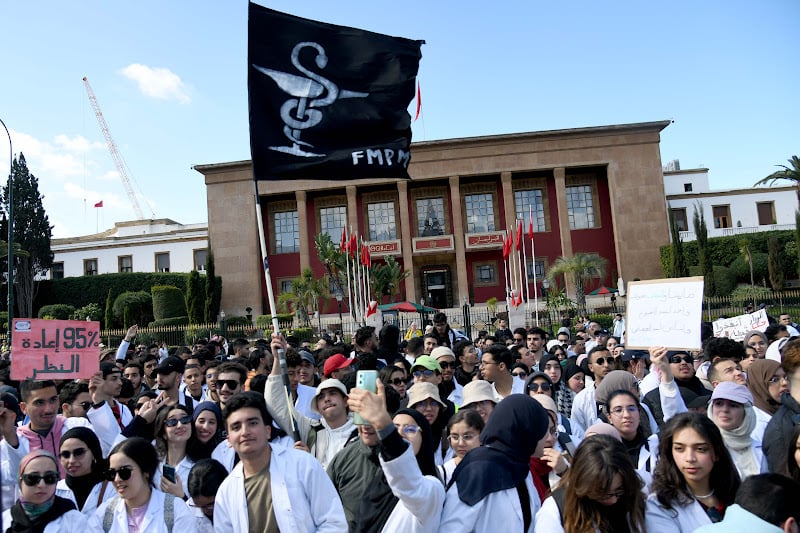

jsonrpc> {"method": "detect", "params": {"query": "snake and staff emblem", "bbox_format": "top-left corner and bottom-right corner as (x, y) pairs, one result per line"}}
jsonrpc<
(253, 42), (369, 157)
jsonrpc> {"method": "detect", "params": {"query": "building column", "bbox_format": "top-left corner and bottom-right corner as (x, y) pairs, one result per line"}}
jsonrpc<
(295, 190), (310, 271)
(450, 175), (468, 304)
(397, 181), (416, 303)
(553, 167), (575, 296)
(501, 172), (515, 230)
(346, 185), (358, 235)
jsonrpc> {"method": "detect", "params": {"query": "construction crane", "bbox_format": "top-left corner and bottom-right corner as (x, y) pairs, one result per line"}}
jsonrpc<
(82, 76), (151, 220)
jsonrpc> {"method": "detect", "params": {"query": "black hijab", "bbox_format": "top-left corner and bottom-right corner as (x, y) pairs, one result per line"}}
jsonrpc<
(356, 408), (436, 533)
(59, 427), (106, 511)
(449, 394), (548, 505)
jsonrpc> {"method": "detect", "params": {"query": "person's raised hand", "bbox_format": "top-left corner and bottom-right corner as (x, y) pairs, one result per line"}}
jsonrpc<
(347, 379), (392, 431)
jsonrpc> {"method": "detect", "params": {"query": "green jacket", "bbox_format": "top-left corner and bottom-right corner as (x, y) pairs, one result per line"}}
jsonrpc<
(327, 437), (380, 532)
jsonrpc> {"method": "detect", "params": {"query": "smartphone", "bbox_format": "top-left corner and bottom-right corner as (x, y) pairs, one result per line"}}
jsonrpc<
(353, 370), (378, 425)
(162, 464), (176, 484)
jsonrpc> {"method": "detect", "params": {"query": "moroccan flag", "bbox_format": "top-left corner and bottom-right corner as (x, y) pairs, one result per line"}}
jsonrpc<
(502, 232), (512, 260)
(248, 3), (424, 181)
(340, 226), (347, 251)
(414, 82), (422, 122)
(528, 207), (534, 240)
(349, 235), (357, 258)
(94, 201), (103, 208)
(515, 219), (523, 251)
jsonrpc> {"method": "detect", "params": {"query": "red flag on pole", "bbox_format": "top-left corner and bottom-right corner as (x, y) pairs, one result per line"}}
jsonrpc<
(349, 235), (357, 258)
(340, 226), (347, 251)
(414, 81), (422, 122)
(502, 232), (512, 260)
(515, 218), (523, 251)
(93, 200), (103, 208)
(528, 206), (534, 240)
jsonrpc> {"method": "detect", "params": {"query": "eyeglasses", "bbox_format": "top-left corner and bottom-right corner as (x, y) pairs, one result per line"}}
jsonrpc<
(527, 382), (552, 392)
(512, 371), (527, 378)
(395, 424), (420, 436)
(669, 355), (694, 365)
(601, 489), (626, 501)
(60, 447), (87, 460)
(164, 415), (192, 427)
(215, 379), (240, 390)
(20, 472), (59, 486)
(388, 378), (406, 386)
(592, 357), (612, 366)
(769, 375), (788, 384)
(479, 361), (497, 367)
(188, 501), (215, 512)
(449, 433), (478, 443)
(438, 361), (455, 370)
(105, 466), (133, 482)
(413, 369), (435, 378)
(609, 405), (639, 416)
(76, 401), (93, 411)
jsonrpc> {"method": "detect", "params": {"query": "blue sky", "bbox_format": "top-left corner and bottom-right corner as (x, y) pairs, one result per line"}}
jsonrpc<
(1, 1), (797, 238)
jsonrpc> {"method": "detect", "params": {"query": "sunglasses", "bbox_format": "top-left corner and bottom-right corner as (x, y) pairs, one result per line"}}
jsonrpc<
(215, 379), (240, 390)
(105, 466), (133, 482)
(670, 355), (694, 365)
(413, 369), (435, 378)
(527, 382), (552, 392)
(512, 371), (527, 378)
(59, 447), (87, 460)
(76, 401), (93, 411)
(388, 378), (406, 386)
(164, 415), (192, 427)
(20, 472), (59, 486)
(592, 357), (612, 366)
(438, 361), (455, 370)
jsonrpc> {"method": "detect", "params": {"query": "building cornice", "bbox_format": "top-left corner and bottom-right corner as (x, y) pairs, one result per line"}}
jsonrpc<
(667, 185), (796, 200)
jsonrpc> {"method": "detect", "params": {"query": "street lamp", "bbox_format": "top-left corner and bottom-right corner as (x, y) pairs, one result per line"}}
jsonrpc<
(335, 290), (343, 333)
(1, 118), (13, 343)
(461, 296), (471, 340)
(541, 278), (552, 333)
(219, 310), (227, 339)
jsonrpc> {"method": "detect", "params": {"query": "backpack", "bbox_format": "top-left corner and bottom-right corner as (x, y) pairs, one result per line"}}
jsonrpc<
(103, 494), (174, 533)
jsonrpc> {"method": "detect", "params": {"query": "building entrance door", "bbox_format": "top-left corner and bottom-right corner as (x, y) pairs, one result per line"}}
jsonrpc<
(423, 267), (451, 309)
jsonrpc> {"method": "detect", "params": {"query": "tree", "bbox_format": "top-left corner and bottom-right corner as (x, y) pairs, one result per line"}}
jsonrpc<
(2, 154), (53, 318)
(739, 239), (756, 306)
(796, 210), (800, 280)
(204, 250), (220, 322)
(669, 208), (688, 278)
(693, 204), (715, 297)
(314, 233), (346, 296)
(371, 255), (409, 302)
(753, 155), (800, 205)
(186, 270), (205, 324)
(768, 235), (785, 309)
(104, 289), (114, 329)
(277, 268), (327, 326)
(547, 253), (607, 313)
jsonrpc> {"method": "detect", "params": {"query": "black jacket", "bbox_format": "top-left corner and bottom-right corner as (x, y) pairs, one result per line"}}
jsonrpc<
(763, 392), (800, 473)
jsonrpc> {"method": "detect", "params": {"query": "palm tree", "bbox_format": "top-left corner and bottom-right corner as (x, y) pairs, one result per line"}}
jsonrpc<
(314, 233), (346, 296)
(754, 155), (800, 205)
(370, 255), (409, 302)
(547, 253), (607, 313)
(277, 268), (328, 326)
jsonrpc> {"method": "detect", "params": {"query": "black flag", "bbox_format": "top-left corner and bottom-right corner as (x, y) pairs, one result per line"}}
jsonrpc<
(248, 3), (423, 181)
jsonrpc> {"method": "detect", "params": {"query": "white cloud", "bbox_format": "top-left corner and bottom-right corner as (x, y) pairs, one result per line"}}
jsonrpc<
(54, 134), (104, 153)
(11, 129), (93, 179)
(96, 170), (120, 182)
(120, 64), (191, 104)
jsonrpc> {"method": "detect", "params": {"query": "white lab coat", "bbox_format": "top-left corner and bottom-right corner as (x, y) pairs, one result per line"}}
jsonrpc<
(56, 478), (116, 516)
(88, 489), (194, 533)
(152, 456), (195, 499)
(439, 473), (540, 533)
(2, 506), (88, 532)
(213, 444), (346, 532)
(379, 445), (444, 533)
(569, 382), (596, 434)
(645, 494), (711, 532)
(751, 407), (771, 444)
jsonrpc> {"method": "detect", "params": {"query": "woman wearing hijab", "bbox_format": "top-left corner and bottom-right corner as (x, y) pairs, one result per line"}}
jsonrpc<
(746, 359), (788, 443)
(3, 450), (87, 532)
(348, 380), (444, 533)
(539, 353), (573, 421)
(707, 382), (767, 478)
(595, 370), (658, 436)
(743, 331), (768, 360)
(188, 402), (226, 460)
(56, 428), (115, 516)
(439, 395), (550, 533)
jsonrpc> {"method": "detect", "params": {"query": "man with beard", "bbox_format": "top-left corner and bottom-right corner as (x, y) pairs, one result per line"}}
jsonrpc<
(570, 346), (613, 433)
(153, 356), (186, 406)
(452, 340), (479, 387)
(644, 348), (710, 429)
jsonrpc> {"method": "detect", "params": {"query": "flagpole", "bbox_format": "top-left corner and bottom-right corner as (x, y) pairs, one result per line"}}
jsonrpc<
(344, 237), (353, 336)
(252, 180), (300, 441)
(521, 219), (531, 325)
(502, 230), (511, 307)
(530, 206), (539, 326)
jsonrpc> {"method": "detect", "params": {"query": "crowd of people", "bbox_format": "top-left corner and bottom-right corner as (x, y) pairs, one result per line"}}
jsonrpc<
(0, 310), (799, 532)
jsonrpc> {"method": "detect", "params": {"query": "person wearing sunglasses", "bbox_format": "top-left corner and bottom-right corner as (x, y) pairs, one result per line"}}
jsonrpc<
(55, 427), (115, 516)
(536, 434), (646, 533)
(91, 437), (194, 532)
(526, 373), (580, 459)
(152, 404), (201, 500)
(2, 449), (87, 531)
(379, 365), (408, 400)
(432, 346), (464, 408)
(571, 346), (615, 434)
(347, 380), (444, 533)
(643, 347), (711, 431)
(58, 381), (93, 419)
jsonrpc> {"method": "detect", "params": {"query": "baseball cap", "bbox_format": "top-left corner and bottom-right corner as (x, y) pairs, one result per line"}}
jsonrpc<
(407, 382), (445, 409)
(323, 353), (354, 378)
(411, 355), (441, 373)
(298, 349), (316, 366)
(620, 350), (648, 362)
(153, 356), (186, 375)
(711, 382), (753, 407)
(100, 362), (121, 378)
(310, 379), (348, 414)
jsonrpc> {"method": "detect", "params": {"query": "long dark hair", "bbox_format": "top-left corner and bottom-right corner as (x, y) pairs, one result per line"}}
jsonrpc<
(651, 412), (740, 509)
(562, 435), (645, 533)
(154, 404), (201, 462)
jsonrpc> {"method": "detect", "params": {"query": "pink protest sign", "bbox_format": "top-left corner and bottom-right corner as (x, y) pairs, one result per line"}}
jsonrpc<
(10, 319), (100, 380)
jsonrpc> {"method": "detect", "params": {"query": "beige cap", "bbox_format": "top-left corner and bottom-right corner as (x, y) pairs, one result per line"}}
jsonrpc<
(407, 382), (445, 409)
(431, 346), (455, 360)
(310, 378), (348, 415)
(530, 393), (557, 415)
(461, 380), (496, 407)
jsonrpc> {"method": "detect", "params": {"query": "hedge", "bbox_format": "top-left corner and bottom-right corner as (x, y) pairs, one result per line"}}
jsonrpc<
(33, 272), (221, 319)
(112, 291), (153, 326)
(152, 285), (187, 321)
(37, 304), (75, 320)
(687, 265), (737, 297)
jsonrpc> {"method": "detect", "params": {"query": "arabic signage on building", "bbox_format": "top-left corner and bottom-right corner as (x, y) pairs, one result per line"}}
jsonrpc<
(11, 319), (100, 380)
(367, 240), (401, 257)
(412, 235), (454, 253)
(465, 231), (505, 250)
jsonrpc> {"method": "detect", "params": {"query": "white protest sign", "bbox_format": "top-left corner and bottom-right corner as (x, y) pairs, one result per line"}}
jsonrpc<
(712, 309), (768, 341)
(507, 297), (526, 331)
(625, 276), (704, 350)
